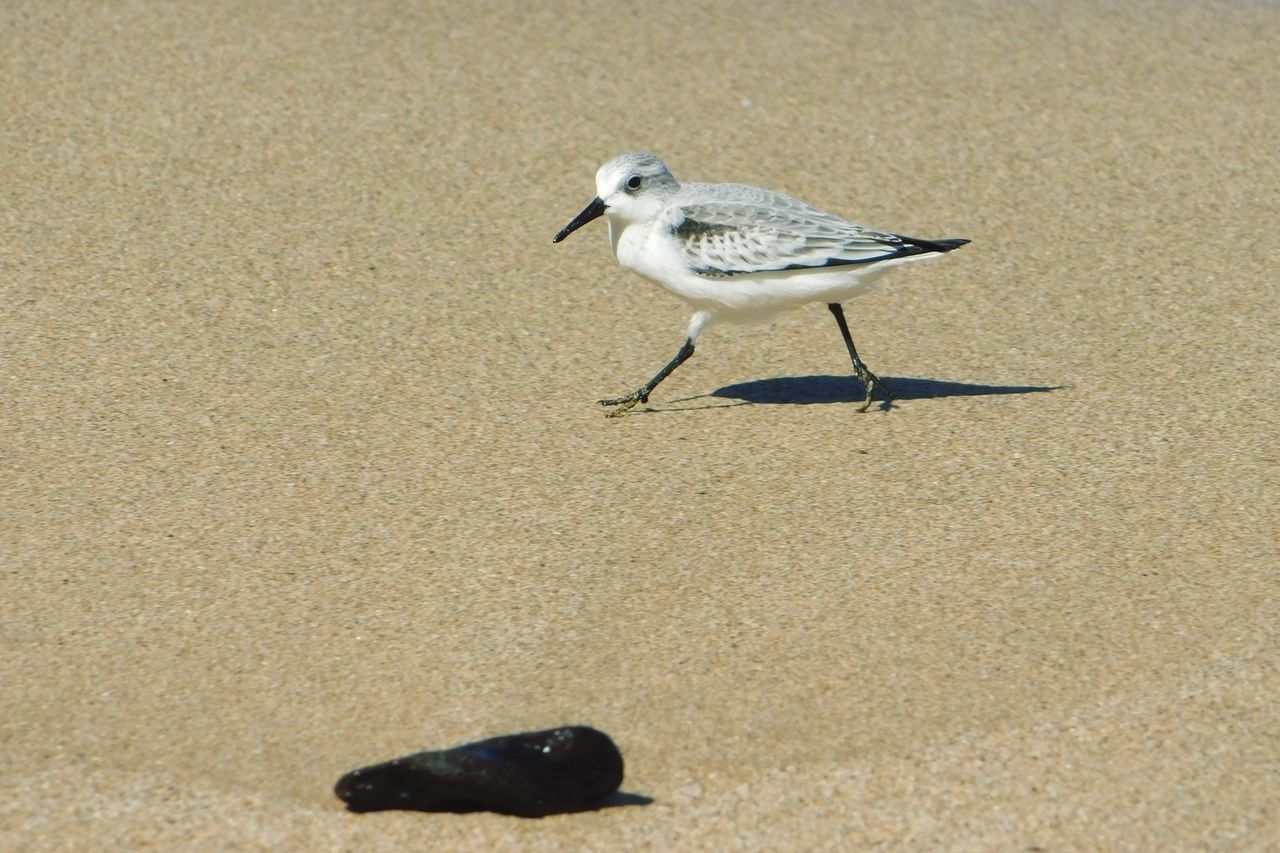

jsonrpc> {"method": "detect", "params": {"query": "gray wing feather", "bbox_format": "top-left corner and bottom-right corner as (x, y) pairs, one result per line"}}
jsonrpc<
(670, 183), (921, 278)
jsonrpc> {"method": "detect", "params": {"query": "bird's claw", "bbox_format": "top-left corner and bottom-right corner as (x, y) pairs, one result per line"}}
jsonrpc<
(598, 391), (646, 417)
(856, 373), (892, 412)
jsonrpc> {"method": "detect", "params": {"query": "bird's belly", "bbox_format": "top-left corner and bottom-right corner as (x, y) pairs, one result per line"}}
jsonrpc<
(613, 224), (938, 321)
(620, 250), (880, 321)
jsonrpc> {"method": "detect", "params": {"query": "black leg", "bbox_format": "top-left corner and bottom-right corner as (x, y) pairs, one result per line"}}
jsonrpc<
(599, 338), (695, 417)
(828, 303), (890, 412)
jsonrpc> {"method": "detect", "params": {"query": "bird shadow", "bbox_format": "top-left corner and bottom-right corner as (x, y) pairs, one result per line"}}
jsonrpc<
(659, 374), (1061, 410)
(360, 790), (654, 817)
(600, 791), (656, 810)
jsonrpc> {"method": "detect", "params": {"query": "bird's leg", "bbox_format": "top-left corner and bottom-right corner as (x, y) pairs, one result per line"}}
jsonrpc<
(599, 338), (695, 417)
(828, 303), (890, 412)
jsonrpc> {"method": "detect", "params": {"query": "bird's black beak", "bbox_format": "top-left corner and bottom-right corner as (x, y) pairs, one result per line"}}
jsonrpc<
(553, 197), (607, 243)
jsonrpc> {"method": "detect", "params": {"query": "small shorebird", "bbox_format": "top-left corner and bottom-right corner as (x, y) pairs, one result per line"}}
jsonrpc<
(553, 152), (968, 416)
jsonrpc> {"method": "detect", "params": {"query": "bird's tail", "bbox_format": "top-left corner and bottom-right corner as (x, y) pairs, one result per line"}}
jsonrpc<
(903, 236), (970, 253)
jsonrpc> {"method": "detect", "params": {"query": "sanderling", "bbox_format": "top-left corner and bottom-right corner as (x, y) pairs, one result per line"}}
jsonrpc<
(553, 151), (968, 416)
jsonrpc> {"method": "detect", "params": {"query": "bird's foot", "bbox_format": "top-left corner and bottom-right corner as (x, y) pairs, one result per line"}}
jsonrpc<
(597, 390), (647, 417)
(857, 371), (892, 413)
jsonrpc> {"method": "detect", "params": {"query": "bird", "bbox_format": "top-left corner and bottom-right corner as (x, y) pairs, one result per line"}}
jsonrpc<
(552, 151), (968, 416)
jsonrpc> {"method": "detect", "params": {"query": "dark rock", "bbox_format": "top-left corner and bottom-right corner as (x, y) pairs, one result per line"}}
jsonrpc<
(334, 725), (624, 817)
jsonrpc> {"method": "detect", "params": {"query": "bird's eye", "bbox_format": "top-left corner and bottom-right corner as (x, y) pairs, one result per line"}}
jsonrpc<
(626, 175), (642, 190)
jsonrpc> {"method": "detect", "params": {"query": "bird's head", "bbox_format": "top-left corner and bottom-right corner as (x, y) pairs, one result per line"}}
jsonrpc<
(553, 152), (680, 243)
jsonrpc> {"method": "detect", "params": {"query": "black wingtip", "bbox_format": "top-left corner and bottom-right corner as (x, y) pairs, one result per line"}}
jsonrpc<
(910, 237), (970, 253)
(884, 233), (970, 254)
(890, 234), (967, 253)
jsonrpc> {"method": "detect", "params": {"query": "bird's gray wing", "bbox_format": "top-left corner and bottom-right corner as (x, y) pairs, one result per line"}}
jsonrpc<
(670, 184), (926, 278)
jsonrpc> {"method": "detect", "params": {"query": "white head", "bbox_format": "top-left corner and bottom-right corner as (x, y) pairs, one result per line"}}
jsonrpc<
(553, 152), (681, 243)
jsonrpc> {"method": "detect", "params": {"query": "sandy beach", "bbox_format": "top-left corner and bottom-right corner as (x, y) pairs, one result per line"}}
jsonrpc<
(3, 1), (1277, 847)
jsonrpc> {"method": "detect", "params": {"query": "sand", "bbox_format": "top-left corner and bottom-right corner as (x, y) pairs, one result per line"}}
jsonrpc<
(2, 0), (1277, 848)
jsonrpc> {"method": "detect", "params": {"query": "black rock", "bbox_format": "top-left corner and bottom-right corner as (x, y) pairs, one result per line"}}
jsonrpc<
(334, 725), (624, 817)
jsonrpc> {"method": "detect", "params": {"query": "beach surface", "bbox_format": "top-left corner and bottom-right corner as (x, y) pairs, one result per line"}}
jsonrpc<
(3, 1), (1277, 847)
